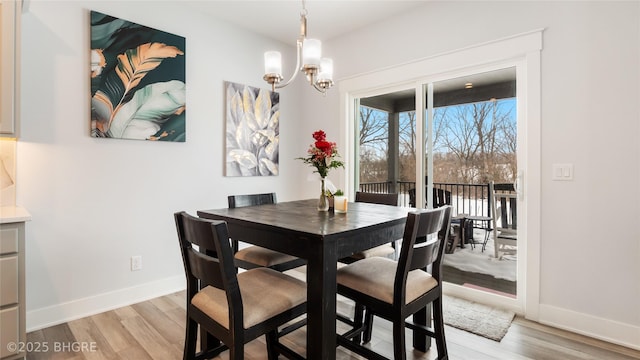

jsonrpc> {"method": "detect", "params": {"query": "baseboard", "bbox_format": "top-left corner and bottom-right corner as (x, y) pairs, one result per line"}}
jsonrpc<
(538, 304), (640, 351)
(26, 276), (186, 332)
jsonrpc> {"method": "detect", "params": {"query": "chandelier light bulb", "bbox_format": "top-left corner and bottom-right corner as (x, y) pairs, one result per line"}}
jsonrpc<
(264, 51), (282, 76)
(318, 58), (333, 81)
(302, 39), (322, 67)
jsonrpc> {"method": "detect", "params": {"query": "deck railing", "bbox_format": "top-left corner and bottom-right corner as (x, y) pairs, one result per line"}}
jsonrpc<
(358, 181), (492, 217)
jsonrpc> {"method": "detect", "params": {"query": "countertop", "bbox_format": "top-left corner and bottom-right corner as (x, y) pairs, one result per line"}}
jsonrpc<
(0, 206), (31, 223)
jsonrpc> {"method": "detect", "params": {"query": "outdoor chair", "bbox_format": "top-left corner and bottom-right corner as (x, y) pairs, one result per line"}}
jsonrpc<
(228, 193), (306, 271)
(335, 206), (452, 360)
(174, 211), (307, 360)
(408, 187), (452, 208)
(490, 181), (517, 258)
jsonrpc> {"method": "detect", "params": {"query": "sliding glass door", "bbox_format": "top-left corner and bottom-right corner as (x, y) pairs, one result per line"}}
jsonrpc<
(429, 68), (519, 299)
(353, 66), (521, 303)
(343, 30), (541, 316)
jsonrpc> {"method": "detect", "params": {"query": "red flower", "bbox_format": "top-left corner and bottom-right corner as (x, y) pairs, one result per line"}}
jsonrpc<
(297, 130), (344, 178)
(315, 140), (332, 154)
(312, 130), (326, 142)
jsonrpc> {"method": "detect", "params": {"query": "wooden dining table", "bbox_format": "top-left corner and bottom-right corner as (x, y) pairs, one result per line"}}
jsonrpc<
(197, 198), (431, 359)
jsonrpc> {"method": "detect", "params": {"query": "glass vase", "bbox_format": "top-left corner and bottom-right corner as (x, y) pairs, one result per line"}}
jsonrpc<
(317, 178), (329, 211)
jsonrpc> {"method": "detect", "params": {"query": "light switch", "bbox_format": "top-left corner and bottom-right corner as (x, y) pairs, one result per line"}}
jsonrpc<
(552, 164), (574, 181)
(554, 165), (563, 179)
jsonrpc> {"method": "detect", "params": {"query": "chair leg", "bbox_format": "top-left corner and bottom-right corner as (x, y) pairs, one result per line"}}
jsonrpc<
(230, 341), (244, 360)
(481, 228), (490, 252)
(266, 330), (279, 360)
(412, 307), (429, 352)
(363, 309), (374, 343)
(200, 328), (221, 354)
(393, 317), (407, 360)
(432, 297), (448, 360)
(184, 317), (198, 359)
(392, 240), (399, 260)
(353, 303), (365, 343)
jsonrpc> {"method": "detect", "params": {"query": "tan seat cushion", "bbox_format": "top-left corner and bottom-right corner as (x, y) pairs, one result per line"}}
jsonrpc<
(337, 257), (437, 305)
(191, 267), (306, 329)
(235, 245), (300, 267)
(347, 244), (395, 261)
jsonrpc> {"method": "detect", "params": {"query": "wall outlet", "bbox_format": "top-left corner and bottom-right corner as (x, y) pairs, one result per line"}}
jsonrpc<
(131, 256), (142, 271)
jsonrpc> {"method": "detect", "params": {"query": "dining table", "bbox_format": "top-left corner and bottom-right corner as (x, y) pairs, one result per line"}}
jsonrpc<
(197, 198), (431, 359)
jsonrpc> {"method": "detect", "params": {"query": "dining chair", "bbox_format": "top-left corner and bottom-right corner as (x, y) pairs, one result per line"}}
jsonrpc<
(336, 205), (452, 360)
(228, 193), (306, 271)
(338, 191), (399, 264)
(174, 211), (307, 360)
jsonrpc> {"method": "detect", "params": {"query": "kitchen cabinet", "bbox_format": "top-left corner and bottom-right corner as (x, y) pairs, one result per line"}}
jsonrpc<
(0, 0), (21, 137)
(0, 207), (29, 360)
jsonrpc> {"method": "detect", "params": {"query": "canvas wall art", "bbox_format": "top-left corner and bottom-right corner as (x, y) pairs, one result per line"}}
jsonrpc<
(90, 11), (186, 141)
(225, 82), (279, 176)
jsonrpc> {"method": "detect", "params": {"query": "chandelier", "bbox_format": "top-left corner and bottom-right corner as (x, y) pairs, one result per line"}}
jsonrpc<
(263, 0), (334, 94)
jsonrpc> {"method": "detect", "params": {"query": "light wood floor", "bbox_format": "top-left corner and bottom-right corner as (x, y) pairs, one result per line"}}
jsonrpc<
(25, 289), (640, 360)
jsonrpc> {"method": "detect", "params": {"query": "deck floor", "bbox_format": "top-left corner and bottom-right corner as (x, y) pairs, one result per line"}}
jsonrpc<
(443, 264), (516, 296)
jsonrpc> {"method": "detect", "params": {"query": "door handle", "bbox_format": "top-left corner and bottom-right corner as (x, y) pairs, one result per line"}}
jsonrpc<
(514, 170), (524, 200)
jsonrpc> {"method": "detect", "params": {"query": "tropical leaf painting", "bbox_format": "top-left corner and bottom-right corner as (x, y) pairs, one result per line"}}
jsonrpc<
(90, 11), (186, 141)
(225, 82), (279, 176)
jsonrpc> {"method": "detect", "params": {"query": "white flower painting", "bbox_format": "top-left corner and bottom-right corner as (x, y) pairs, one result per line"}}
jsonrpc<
(225, 82), (279, 176)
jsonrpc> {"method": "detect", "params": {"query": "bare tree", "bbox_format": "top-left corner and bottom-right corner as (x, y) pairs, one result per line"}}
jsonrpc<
(359, 106), (389, 182)
(435, 105), (482, 183)
(434, 100), (516, 183)
(495, 104), (517, 179)
(359, 106), (388, 152)
(398, 111), (417, 181)
(358, 98), (516, 187)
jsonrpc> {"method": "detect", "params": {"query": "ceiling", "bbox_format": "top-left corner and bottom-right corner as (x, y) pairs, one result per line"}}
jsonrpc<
(182, 0), (430, 43)
(361, 67), (517, 111)
(184, 0), (516, 105)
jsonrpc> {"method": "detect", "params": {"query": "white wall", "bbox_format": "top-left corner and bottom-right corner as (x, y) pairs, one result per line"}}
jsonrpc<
(317, 0), (639, 349)
(17, 0), (322, 330)
(16, 0), (640, 350)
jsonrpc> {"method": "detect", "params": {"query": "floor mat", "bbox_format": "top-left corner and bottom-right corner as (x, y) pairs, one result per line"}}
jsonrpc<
(443, 295), (515, 341)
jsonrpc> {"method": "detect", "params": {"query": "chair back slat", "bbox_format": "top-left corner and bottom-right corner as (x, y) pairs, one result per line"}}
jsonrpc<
(493, 183), (515, 191)
(179, 213), (219, 253)
(408, 238), (439, 270)
(174, 212), (241, 303)
(355, 191), (398, 206)
(228, 193), (277, 208)
(500, 198), (509, 228)
(510, 197), (517, 229)
(185, 247), (225, 288)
